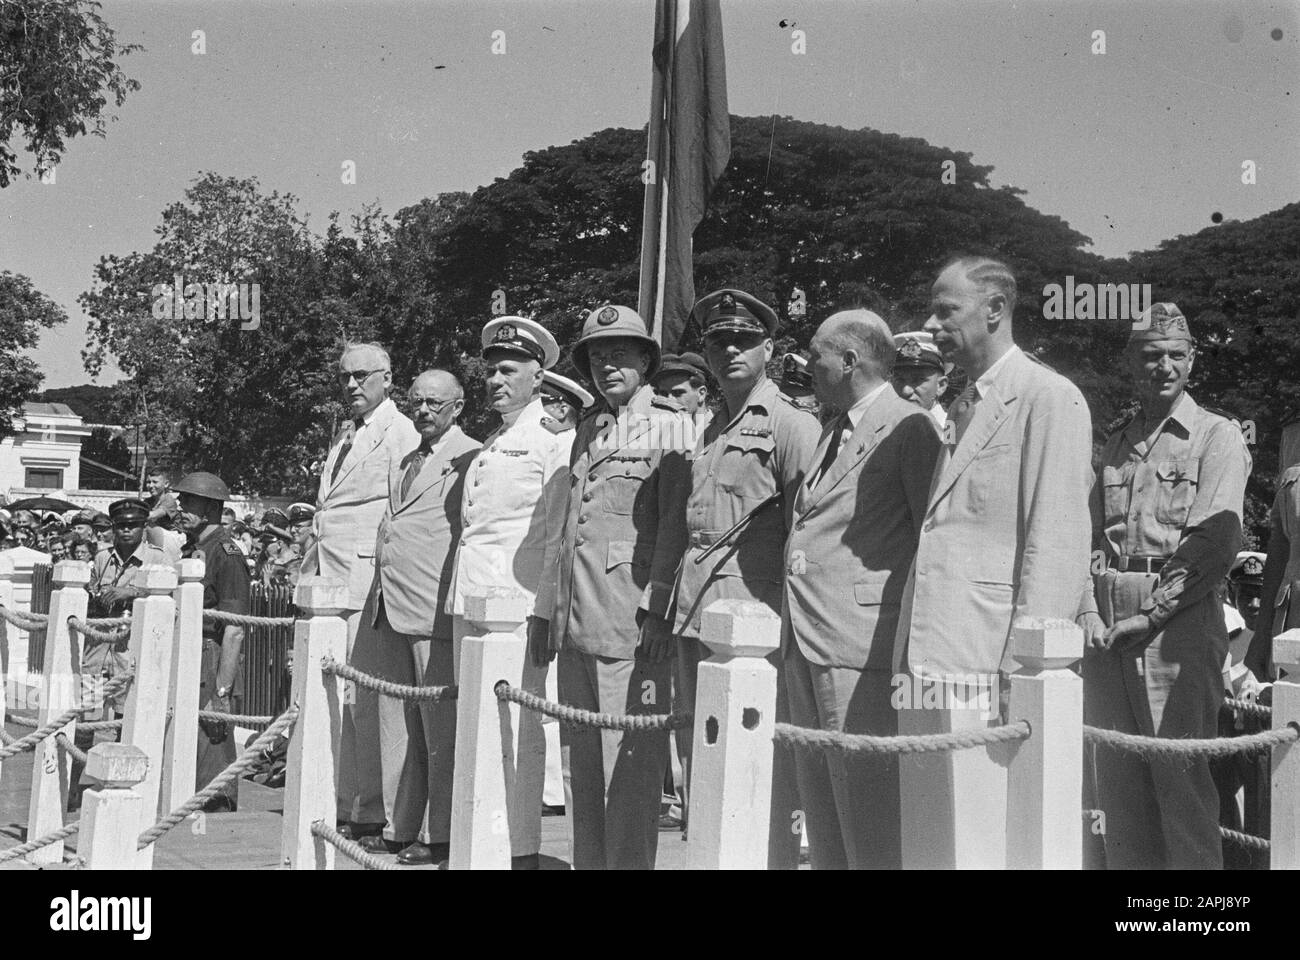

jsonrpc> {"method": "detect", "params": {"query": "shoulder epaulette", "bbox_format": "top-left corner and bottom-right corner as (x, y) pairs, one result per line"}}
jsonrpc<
(221, 541), (242, 556)
(1201, 404), (1241, 426)
(650, 394), (684, 413)
(540, 417), (569, 435)
(1024, 352), (1058, 373)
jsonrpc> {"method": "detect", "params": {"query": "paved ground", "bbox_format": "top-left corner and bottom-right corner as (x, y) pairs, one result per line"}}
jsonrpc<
(0, 718), (700, 870)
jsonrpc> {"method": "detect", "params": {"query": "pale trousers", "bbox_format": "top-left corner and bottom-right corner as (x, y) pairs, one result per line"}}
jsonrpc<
(452, 614), (548, 857)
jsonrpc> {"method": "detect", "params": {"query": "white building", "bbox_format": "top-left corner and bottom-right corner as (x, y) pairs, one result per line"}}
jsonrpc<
(0, 402), (92, 496)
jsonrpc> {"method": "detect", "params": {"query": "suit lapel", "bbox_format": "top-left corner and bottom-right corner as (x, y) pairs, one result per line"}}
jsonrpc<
(796, 422), (838, 514)
(803, 401), (889, 512)
(330, 402), (392, 493)
(927, 366), (1019, 509)
(394, 428), (467, 513)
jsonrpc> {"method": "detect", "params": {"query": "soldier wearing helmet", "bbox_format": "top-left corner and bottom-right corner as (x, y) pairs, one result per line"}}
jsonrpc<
(175, 470), (251, 813)
(536, 303), (690, 870)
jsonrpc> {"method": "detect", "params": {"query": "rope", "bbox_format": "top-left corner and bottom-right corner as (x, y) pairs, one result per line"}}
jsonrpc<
(494, 682), (690, 731)
(198, 710), (275, 726)
(774, 720), (1033, 755)
(67, 617), (131, 643)
(203, 609), (295, 627)
(310, 821), (401, 871)
(1084, 723), (1299, 758)
(0, 705), (88, 759)
(0, 606), (49, 630)
(137, 706), (298, 850)
(0, 823), (79, 864)
(322, 658), (458, 702)
(85, 616), (132, 628)
(6, 714), (120, 731)
(0, 727), (14, 745)
(1223, 696), (1271, 721)
(1220, 825), (1270, 852)
(54, 733), (88, 765)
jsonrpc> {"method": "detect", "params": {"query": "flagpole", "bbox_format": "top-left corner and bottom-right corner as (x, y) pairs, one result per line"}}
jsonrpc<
(637, 0), (670, 330)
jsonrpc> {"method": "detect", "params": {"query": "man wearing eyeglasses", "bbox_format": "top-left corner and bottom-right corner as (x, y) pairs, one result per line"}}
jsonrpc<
(303, 342), (421, 842)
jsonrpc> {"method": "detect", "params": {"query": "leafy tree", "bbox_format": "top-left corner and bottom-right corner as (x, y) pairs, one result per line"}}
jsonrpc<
(36, 382), (117, 422)
(81, 424), (130, 471)
(0, 269), (66, 438)
(0, 0), (141, 186)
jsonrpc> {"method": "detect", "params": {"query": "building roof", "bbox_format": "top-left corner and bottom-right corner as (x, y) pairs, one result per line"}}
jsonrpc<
(23, 402), (80, 418)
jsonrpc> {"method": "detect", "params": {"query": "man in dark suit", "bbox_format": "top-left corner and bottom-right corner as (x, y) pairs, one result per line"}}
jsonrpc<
(351, 370), (480, 864)
(786, 309), (941, 869)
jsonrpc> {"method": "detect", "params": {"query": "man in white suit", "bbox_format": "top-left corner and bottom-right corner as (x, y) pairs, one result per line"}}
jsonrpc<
(302, 342), (420, 840)
(894, 256), (1093, 868)
(349, 370), (479, 865)
(449, 316), (571, 869)
(786, 310), (941, 869)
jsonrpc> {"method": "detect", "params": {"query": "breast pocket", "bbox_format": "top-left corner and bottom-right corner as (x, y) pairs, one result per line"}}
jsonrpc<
(1101, 465), (1128, 526)
(604, 457), (654, 515)
(1155, 459), (1199, 526)
(966, 443), (1014, 513)
(716, 434), (776, 502)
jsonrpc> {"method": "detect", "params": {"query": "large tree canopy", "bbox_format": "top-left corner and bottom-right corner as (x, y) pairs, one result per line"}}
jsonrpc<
(0, 270), (66, 438)
(0, 0), (140, 187)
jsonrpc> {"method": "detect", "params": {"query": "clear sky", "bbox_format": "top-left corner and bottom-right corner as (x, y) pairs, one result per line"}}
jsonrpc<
(2, 0), (1296, 387)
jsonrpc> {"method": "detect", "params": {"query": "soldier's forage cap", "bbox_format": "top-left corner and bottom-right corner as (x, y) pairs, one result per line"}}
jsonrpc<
(91, 512), (112, 530)
(1230, 551), (1266, 584)
(572, 304), (661, 380)
(692, 288), (778, 339)
(1130, 302), (1193, 344)
(892, 332), (948, 373)
(288, 502), (316, 525)
(261, 508), (289, 529)
(71, 510), (98, 527)
(541, 371), (595, 410)
(481, 316), (560, 370)
(174, 471), (230, 503)
(653, 352), (711, 387)
(108, 498), (150, 526)
(781, 353), (812, 390)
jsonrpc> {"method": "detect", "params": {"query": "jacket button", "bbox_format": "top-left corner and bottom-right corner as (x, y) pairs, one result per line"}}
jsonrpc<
(795, 521), (804, 531)
(582, 493), (592, 502)
(578, 515), (588, 524)
(575, 537), (585, 546)
(923, 520), (935, 532)
(588, 473), (597, 482)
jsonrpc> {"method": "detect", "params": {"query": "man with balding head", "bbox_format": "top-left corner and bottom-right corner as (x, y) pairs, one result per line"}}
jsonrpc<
(786, 310), (941, 869)
(348, 370), (479, 863)
(894, 256), (1093, 868)
(303, 342), (421, 840)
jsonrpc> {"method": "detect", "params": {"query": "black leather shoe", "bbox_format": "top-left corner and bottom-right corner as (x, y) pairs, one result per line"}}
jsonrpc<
(337, 821), (384, 840)
(396, 842), (441, 865)
(511, 853), (540, 870)
(355, 834), (403, 854)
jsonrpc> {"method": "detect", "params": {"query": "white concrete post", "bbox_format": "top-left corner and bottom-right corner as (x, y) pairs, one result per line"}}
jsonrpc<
(1271, 630), (1300, 869)
(1005, 619), (1083, 869)
(159, 558), (204, 817)
(0, 554), (12, 796)
(448, 591), (530, 871)
(121, 565), (178, 869)
(81, 743), (150, 870)
(687, 600), (780, 870)
(25, 560), (89, 866)
(281, 577), (349, 870)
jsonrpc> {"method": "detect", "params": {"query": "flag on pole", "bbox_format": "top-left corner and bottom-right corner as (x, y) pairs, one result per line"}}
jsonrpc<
(637, 0), (729, 351)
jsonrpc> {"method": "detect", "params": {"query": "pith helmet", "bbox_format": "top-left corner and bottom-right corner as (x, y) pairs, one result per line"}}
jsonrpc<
(572, 304), (661, 380)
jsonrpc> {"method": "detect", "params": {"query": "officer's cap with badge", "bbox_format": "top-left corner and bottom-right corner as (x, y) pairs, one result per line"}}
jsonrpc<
(1130, 302), (1194, 345)
(653, 351), (712, 388)
(541, 371), (595, 411)
(1229, 551), (1266, 586)
(481, 316), (560, 370)
(572, 304), (661, 380)
(892, 331), (950, 374)
(692, 288), (779, 339)
(288, 502), (316, 526)
(71, 509), (98, 528)
(107, 498), (151, 527)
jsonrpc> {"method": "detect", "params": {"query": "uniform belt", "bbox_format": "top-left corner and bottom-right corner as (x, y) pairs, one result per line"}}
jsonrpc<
(1110, 555), (1169, 574)
(689, 530), (727, 548)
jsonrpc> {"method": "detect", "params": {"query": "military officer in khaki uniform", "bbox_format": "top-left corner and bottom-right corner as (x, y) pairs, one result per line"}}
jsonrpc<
(535, 304), (690, 870)
(1078, 302), (1251, 869)
(668, 289), (820, 866)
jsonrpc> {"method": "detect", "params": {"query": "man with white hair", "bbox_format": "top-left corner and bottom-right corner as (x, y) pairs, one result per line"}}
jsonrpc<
(302, 342), (420, 841)
(788, 309), (941, 869)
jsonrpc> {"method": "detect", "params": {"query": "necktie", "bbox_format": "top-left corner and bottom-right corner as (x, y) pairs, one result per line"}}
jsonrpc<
(951, 383), (980, 445)
(813, 414), (847, 487)
(330, 418), (363, 484)
(400, 446), (430, 500)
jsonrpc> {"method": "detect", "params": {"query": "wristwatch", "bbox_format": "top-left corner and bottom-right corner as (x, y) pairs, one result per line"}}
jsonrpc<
(216, 686), (232, 699)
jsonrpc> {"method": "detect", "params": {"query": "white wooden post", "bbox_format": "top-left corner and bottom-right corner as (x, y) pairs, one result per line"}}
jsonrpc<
(25, 560), (89, 865)
(122, 564), (178, 869)
(160, 558), (204, 817)
(281, 576), (348, 870)
(687, 599), (780, 870)
(81, 743), (150, 870)
(1005, 619), (1083, 869)
(448, 591), (530, 870)
(1271, 630), (1300, 869)
(0, 554), (11, 796)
